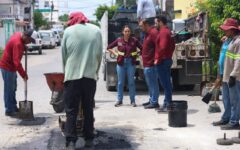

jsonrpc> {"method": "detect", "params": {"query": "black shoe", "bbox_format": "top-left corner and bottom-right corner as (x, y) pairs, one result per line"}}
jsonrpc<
(144, 103), (160, 109)
(131, 102), (137, 107)
(114, 101), (122, 107)
(157, 106), (168, 113)
(5, 112), (19, 117)
(212, 120), (228, 126)
(142, 101), (150, 106)
(221, 123), (240, 130)
(65, 141), (76, 150)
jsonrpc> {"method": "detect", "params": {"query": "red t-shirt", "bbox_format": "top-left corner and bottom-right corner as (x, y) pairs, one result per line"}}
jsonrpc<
(0, 32), (27, 78)
(155, 26), (175, 64)
(142, 27), (158, 67)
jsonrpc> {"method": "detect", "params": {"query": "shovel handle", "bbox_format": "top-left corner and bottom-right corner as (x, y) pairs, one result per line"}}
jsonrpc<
(24, 48), (27, 101)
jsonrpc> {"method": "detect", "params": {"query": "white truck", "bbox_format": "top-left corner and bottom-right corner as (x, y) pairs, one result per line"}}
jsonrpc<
(101, 10), (211, 92)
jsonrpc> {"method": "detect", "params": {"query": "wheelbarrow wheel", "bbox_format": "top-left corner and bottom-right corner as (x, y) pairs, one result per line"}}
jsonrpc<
(53, 103), (64, 113)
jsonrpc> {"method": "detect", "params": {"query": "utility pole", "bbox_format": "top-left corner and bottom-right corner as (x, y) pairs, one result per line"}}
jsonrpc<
(124, 0), (126, 8)
(51, 0), (54, 28)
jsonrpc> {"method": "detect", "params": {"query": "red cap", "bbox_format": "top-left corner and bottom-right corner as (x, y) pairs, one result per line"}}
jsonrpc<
(220, 18), (239, 31)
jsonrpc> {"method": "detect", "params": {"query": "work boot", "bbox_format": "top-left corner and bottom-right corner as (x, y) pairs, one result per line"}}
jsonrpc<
(142, 101), (150, 106)
(65, 141), (76, 150)
(5, 112), (19, 118)
(131, 102), (137, 107)
(157, 106), (168, 113)
(212, 120), (228, 126)
(114, 101), (122, 107)
(144, 103), (160, 109)
(221, 123), (240, 130)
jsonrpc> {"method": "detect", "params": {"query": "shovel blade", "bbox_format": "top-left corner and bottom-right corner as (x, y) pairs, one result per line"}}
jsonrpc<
(19, 100), (34, 120)
(202, 92), (212, 104)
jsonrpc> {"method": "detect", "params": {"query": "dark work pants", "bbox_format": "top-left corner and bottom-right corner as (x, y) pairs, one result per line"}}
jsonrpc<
(64, 78), (96, 142)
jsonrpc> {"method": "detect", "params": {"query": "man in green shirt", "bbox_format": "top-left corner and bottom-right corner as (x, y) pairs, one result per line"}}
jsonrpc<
(62, 12), (102, 148)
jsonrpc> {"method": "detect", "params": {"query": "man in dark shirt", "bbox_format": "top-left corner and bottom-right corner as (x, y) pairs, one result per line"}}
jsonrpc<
(154, 16), (175, 112)
(139, 17), (160, 109)
(0, 29), (36, 117)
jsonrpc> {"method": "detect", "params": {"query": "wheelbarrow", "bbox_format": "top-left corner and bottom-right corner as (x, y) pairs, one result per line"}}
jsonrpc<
(44, 72), (84, 136)
(44, 73), (65, 113)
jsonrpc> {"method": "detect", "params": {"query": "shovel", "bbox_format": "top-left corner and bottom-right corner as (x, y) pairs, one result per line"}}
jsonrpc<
(208, 88), (221, 113)
(202, 78), (221, 104)
(19, 50), (34, 120)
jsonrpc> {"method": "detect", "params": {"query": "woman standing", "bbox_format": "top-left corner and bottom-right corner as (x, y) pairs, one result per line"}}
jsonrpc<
(107, 25), (142, 107)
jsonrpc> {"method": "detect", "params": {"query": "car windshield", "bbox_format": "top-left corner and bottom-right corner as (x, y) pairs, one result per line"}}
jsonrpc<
(40, 32), (50, 40)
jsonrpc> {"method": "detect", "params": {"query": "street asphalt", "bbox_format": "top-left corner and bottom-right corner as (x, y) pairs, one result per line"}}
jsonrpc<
(0, 47), (239, 150)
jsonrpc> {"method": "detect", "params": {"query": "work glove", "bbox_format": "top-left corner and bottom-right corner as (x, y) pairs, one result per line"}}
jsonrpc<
(228, 76), (236, 88)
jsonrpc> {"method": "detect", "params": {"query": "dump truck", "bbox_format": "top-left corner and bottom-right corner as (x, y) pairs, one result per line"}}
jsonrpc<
(101, 10), (211, 92)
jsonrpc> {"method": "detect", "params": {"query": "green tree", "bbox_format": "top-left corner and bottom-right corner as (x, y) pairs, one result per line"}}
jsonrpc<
(34, 12), (47, 30)
(195, 0), (240, 61)
(94, 5), (117, 21)
(59, 14), (69, 22)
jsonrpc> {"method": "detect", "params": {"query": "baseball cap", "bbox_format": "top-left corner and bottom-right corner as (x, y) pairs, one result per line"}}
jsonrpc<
(24, 29), (37, 43)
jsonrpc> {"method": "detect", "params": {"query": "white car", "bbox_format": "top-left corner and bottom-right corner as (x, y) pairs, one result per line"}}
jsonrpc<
(52, 30), (61, 46)
(27, 31), (43, 55)
(39, 30), (56, 49)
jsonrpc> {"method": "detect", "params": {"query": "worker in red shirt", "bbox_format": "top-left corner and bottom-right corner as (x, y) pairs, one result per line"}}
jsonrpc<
(0, 29), (36, 117)
(139, 17), (160, 109)
(154, 16), (175, 112)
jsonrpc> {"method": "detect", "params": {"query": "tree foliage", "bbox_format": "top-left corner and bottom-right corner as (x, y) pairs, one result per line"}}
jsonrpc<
(34, 12), (47, 30)
(94, 5), (117, 21)
(195, 0), (240, 61)
(59, 14), (69, 22)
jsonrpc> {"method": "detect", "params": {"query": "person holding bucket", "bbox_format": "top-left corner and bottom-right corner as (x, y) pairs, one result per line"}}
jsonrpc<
(0, 29), (36, 117)
(107, 25), (142, 107)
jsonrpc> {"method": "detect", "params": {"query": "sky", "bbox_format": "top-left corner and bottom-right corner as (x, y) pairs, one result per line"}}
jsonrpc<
(57, 0), (116, 20)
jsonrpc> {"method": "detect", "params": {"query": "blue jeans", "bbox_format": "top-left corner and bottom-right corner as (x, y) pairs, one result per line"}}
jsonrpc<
(116, 58), (136, 103)
(1, 69), (18, 113)
(228, 80), (240, 125)
(144, 66), (159, 104)
(155, 59), (173, 107)
(221, 82), (231, 122)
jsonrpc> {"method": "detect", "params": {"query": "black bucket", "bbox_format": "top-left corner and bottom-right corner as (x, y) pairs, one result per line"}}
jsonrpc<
(168, 101), (188, 127)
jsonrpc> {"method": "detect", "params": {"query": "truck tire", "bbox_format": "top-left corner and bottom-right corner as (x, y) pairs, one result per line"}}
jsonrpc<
(103, 65), (106, 81)
(38, 48), (42, 55)
(106, 84), (116, 91)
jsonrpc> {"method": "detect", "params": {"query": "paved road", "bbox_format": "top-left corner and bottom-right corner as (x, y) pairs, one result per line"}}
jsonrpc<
(0, 47), (239, 150)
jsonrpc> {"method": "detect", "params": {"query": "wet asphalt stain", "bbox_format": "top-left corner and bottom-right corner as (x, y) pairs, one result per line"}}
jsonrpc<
(94, 131), (132, 149)
(47, 129), (133, 150)
(18, 117), (46, 126)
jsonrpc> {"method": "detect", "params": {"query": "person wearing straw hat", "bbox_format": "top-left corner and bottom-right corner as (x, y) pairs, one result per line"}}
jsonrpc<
(0, 29), (36, 117)
(217, 18), (240, 130)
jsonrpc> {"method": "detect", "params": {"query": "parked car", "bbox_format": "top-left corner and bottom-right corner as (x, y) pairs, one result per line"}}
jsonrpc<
(39, 30), (56, 49)
(52, 30), (61, 46)
(26, 31), (42, 55)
